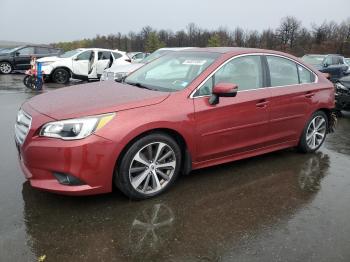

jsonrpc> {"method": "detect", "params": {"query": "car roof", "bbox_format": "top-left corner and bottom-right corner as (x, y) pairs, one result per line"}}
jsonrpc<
(181, 47), (299, 57)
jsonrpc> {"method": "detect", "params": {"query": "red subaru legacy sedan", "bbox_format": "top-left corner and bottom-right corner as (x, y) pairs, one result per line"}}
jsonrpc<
(15, 48), (335, 199)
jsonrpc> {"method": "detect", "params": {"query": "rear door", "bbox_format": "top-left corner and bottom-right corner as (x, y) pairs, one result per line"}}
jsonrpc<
(96, 51), (112, 76)
(265, 55), (317, 145)
(193, 55), (271, 162)
(13, 47), (35, 69)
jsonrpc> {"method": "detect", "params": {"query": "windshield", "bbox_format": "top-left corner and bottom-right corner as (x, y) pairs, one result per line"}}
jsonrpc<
(125, 51), (219, 92)
(59, 49), (81, 58)
(1, 46), (24, 54)
(140, 49), (171, 64)
(301, 55), (326, 66)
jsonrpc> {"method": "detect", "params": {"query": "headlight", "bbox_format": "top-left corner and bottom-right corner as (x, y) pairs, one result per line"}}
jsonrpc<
(40, 113), (115, 140)
(114, 72), (128, 82)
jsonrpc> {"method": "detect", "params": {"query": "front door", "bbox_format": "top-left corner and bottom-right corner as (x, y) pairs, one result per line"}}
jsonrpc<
(193, 55), (271, 162)
(14, 47), (35, 70)
(72, 50), (93, 78)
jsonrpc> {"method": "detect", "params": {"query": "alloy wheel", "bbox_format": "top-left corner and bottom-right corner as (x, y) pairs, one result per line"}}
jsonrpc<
(129, 142), (176, 194)
(306, 115), (327, 150)
(0, 63), (12, 74)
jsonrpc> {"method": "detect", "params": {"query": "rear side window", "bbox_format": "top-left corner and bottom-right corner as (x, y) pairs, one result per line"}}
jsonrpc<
(267, 56), (299, 86)
(98, 51), (111, 60)
(297, 65), (315, 83)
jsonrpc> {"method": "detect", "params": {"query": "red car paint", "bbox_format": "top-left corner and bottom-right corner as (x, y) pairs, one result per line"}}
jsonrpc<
(16, 48), (335, 195)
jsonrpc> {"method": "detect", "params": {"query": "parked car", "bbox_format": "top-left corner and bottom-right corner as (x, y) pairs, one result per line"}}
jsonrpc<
(127, 52), (150, 63)
(0, 45), (62, 74)
(37, 48), (130, 84)
(335, 75), (350, 112)
(301, 54), (348, 82)
(15, 47), (335, 199)
(100, 47), (192, 81)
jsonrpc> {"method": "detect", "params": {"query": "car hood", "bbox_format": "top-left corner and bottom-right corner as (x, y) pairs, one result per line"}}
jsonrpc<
(105, 63), (144, 74)
(25, 81), (170, 120)
(37, 56), (66, 62)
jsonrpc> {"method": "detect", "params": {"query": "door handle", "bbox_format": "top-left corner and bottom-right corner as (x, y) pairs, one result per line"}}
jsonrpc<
(256, 99), (269, 108)
(305, 91), (315, 98)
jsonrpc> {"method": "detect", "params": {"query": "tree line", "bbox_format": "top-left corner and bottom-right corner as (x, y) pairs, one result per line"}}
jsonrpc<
(53, 16), (350, 57)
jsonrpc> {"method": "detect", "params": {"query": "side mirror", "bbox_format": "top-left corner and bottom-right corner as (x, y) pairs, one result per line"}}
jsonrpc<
(209, 83), (238, 105)
(73, 57), (78, 61)
(323, 62), (329, 68)
(15, 52), (20, 56)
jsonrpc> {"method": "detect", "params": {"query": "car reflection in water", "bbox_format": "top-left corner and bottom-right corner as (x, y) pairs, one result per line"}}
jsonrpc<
(22, 150), (330, 261)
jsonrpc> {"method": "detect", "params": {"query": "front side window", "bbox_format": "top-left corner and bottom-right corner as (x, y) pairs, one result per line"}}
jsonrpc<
(76, 51), (93, 61)
(324, 56), (333, 65)
(267, 56), (299, 86)
(35, 47), (49, 54)
(195, 55), (263, 96)
(17, 47), (34, 56)
(59, 49), (81, 58)
(125, 51), (219, 92)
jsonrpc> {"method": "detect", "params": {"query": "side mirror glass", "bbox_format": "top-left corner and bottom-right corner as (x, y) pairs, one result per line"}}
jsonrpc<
(209, 83), (238, 105)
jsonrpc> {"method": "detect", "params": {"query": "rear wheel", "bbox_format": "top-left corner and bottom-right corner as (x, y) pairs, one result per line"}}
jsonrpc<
(0, 62), (12, 74)
(298, 111), (328, 153)
(115, 133), (182, 200)
(52, 68), (70, 84)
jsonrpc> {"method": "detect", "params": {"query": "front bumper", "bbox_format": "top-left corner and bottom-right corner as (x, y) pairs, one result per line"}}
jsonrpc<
(16, 104), (118, 196)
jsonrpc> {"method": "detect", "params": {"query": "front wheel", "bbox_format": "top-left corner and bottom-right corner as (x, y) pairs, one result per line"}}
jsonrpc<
(52, 68), (70, 84)
(0, 62), (13, 74)
(298, 111), (328, 153)
(115, 133), (182, 200)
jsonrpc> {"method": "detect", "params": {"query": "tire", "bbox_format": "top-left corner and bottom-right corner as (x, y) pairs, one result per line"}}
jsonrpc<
(0, 62), (13, 74)
(52, 68), (70, 84)
(115, 133), (182, 200)
(298, 111), (328, 153)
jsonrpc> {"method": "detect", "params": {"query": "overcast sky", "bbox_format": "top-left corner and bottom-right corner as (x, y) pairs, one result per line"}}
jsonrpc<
(1, 0), (349, 43)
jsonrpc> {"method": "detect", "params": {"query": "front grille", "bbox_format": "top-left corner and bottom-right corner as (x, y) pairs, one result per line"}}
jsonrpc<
(15, 110), (32, 145)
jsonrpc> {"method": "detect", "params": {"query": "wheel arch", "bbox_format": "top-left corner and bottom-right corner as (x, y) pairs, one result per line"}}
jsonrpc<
(51, 66), (72, 77)
(114, 128), (192, 179)
(317, 108), (334, 133)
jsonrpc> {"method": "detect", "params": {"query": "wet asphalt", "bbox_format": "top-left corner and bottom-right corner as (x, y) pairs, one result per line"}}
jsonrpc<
(0, 73), (349, 262)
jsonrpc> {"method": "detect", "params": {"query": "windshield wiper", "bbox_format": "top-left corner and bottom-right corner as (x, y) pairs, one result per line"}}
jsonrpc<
(126, 82), (155, 90)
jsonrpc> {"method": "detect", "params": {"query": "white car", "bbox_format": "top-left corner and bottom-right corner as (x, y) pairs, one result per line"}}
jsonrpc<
(38, 48), (130, 84)
(100, 47), (193, 81)
(127, 52), (149, 63)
